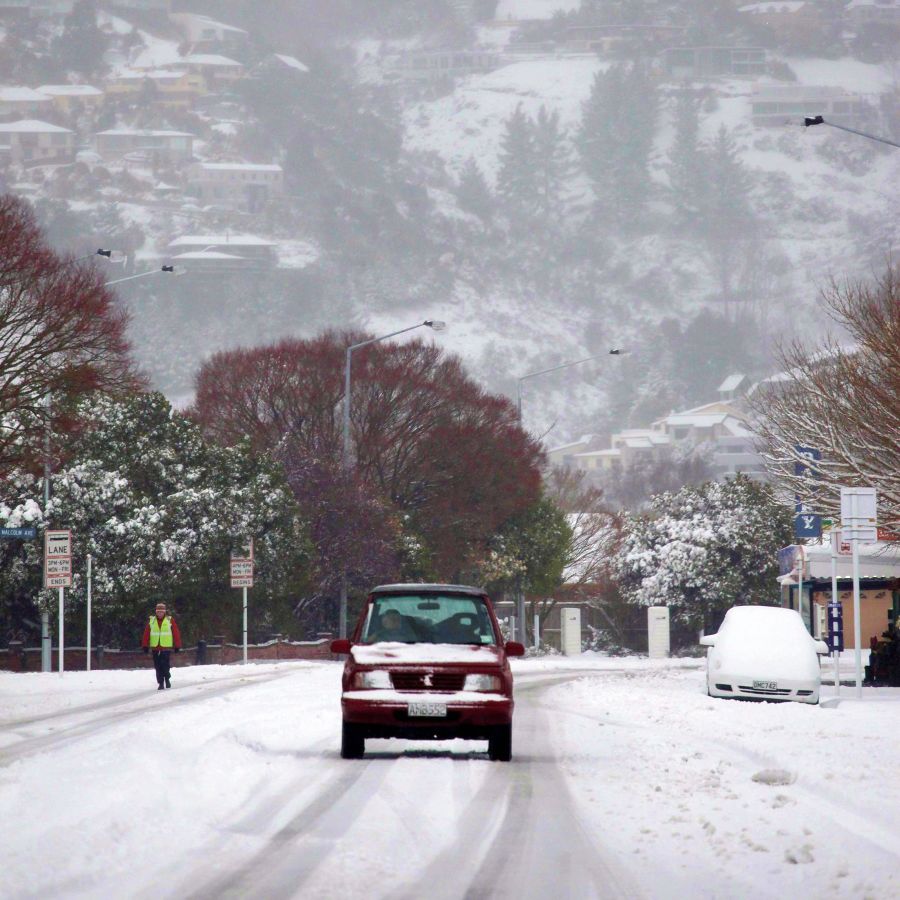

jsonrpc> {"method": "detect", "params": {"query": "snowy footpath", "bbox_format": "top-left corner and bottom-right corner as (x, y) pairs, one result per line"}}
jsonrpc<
(0, 657), (897, 899)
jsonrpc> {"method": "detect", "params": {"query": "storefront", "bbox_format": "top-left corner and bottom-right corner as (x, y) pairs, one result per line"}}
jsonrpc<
(778, 541), (900, 647)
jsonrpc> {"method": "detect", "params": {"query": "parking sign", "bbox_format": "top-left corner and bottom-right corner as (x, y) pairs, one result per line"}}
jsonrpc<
(44, 529), (72, 588)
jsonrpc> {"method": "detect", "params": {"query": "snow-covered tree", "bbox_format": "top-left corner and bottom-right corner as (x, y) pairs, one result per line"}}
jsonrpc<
(496, 104), (538, 224)
(667, 90), (706, 230)
(0, 393), (311, 647)
(456, 156), (494, 223)
(532, 105), (572, 225)
(615, 476), (792, 642)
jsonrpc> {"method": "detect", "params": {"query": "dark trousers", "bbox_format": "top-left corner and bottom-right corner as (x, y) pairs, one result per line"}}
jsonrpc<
(152, 650), (171, 686)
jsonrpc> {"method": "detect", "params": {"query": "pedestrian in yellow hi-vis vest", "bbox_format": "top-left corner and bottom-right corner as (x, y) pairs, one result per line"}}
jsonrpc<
(141, 602), (182, 690)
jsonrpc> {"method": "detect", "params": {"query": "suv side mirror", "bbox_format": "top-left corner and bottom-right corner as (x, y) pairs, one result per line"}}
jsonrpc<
(330, 638), (351, 654)
(699, 635), (716, 647)
(505, 641), (525, 657)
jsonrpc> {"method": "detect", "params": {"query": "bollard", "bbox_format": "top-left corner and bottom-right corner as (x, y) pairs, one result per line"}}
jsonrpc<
(196, 640), (207, 665)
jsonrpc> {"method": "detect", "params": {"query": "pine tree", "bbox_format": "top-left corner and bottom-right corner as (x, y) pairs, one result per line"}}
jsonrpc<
(532, 106), (572, 226)
(667, 90), (706, 230)
(496, 104), (538, 223)
(55, 0), (108, 78)
(702, 125), (756, 302)
(578, 63), (658, 227)
(456, 157), (494, 223)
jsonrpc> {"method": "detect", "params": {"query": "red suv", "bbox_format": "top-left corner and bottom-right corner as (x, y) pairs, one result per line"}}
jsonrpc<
(331, 584), (525, 761)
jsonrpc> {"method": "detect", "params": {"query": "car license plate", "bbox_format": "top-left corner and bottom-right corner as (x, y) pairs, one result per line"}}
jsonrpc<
(753, 680), (777, 690)
(408, 702), (447, 717)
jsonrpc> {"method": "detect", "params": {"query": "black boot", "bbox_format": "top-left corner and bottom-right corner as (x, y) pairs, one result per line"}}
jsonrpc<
(165, 676), (171, 689)
(157, 684), (164, 690)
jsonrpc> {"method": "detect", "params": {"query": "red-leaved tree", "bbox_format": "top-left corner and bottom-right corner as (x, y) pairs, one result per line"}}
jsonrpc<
(0, 194), (139, 476)
(192, 332), (545, 580)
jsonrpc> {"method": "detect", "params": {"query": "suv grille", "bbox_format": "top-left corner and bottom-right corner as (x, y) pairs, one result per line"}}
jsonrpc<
(738, 685), (792, 696)
(391, 671), (466, 691)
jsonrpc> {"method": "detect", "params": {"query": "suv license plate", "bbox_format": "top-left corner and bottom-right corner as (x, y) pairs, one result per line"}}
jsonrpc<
(753, 680), (777, 690)
(408, 702), (447, 717)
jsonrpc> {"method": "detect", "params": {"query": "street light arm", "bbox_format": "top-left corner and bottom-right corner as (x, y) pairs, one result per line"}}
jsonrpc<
(517, 350), (625, 385)
(804, 115), (900, 150)
(347, 321), (434, 354)
(104, 266), (178, 287)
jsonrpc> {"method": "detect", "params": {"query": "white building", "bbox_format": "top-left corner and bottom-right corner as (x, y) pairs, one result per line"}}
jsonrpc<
(166, 234), (278, 272)
(0, 87), (52, 120)
(36, 84), (104, 114)
(0, 119), (75, 165)
(168, 13), (249, 53)
(845, 0), (900, 28)
(94, 129), (194, 164)
(186, 162), (283, 212)
(751, 84), (873, 129)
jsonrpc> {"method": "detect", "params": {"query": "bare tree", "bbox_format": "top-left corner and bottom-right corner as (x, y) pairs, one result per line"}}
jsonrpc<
(0, 195), (138, 475)
(751, 265), (900, 531)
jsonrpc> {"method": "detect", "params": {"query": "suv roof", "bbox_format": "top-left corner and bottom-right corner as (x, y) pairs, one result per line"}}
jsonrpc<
(370, 583), (485, 597)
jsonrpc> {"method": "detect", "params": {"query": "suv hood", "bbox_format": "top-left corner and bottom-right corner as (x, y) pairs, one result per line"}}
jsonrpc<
(350, 643), (503, 666)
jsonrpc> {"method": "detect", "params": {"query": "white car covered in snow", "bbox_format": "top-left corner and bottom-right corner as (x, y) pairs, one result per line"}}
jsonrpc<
(701, 605), (830, 704)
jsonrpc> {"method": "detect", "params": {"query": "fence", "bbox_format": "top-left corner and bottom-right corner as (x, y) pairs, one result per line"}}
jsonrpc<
(0, 637), (336, 673)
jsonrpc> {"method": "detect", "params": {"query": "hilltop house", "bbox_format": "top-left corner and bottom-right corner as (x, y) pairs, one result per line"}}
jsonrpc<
(845, 0), (900, 28)
(751, 84), (873, 128)
(166, 234), (278, 273)
(168, 13), (249, 54)
(186, 162), (283, 212)
(0, 87), (52, 121)
(660, 47), (767, 79)
(163, 55), (244, 90)
(0, 119), (75, 166)
(392, 50), (499, 83)
(738, 1), (830, 40)
(105, 70), (207, 109)
(37, 85), (104, 115)
(94, 129), (194, 165)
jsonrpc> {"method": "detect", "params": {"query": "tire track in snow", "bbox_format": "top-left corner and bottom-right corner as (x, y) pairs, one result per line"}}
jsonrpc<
(187, 757), (394, 900)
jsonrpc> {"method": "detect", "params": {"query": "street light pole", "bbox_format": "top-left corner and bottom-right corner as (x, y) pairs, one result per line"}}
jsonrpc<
(803, 115), (900, 150)
(338, 319), (446, 638)
(513, 348), (626, 644)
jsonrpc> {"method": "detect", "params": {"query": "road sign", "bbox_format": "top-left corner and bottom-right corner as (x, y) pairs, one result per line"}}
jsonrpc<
(0, 526), (36, 539)
(231, 537), (254, 561)
(794, 446), (822, 479)
(876, 527), (899, 542)
(794, 513), (822, 539)
(44, 529), (72, 589)
(230, 558), (253, 589)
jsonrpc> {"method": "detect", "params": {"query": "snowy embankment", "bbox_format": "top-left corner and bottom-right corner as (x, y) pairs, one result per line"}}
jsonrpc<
(546, 660), (900, 899)
(1, 657), (897, 898)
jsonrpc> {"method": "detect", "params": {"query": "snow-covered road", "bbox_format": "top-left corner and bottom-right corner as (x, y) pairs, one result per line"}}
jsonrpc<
(1, 658), (898, 899)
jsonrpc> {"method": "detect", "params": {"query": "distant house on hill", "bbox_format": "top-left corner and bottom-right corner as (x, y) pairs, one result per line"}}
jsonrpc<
(37, 84), (104, 115)
(546, 435), (600, 469)
(165, 55), (245, 89)
(186, 162), (283, 213)
(166, 234), (278, 273)
(660, 47), (767, 79)
(392, 50), (500, 83)
(0, 1), (74, 19)
(105, 69), (207, 109)
(168, 12), (249, 54)
(109, 0), (171, 10)
(737, 1), (829, 40)
(751, 84), (873, 128)
(0, 119), (75, 166)
(564, 23), (686, 53)
(845, 0), (900, 28)
(0, 87), (53, 121)
(94, 128), (194, 165)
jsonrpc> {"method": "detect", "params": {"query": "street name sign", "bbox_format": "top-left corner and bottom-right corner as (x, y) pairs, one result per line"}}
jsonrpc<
(1, 526), (36, 539)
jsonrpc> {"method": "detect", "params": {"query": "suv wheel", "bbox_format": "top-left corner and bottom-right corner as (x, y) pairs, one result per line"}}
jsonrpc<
(488, 723), (512, 761)
(341, 722), (365, 759)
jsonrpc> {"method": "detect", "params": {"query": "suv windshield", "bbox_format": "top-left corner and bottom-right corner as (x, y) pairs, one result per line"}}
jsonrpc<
(361, 594), (497, 646)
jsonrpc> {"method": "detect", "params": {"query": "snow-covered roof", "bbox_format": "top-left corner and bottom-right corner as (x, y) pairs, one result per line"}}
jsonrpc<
(170, 13), (249, 36)
(37, 84), (103, 97)
(664, 413), (730, 428)
(573, 448), (621, 458)
(181, 54), (243, 68)
(548, 435), (594, 453)
(194, 162), (282, 172)
(717, 373), (746, 393)
(97, 128), (194, 138)
(739, 1), (807, 13)
(0, 87), (51, 103)
(722, 417), (754, 438)
(171, 250), (246, 260)
(273, 54), (309, 73)
(112, 69), (188, 81)
(0, 119), (72, 133)
(168, 234), (277, 248)
(752, 84), (861, 101)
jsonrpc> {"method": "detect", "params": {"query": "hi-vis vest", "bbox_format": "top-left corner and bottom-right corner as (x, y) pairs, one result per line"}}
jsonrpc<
(149, 616), (174, 649)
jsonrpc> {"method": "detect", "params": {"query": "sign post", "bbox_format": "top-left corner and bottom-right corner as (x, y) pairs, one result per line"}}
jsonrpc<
(86, 553), (92, 672)
(840, 487), (877, 698)
(230, 539), (254, 664)
(44, 529), (72, 676)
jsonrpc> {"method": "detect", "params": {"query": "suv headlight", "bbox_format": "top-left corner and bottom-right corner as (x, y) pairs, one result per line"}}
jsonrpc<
(463, 674), (502, 692)
(351, 670), (392, 689)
